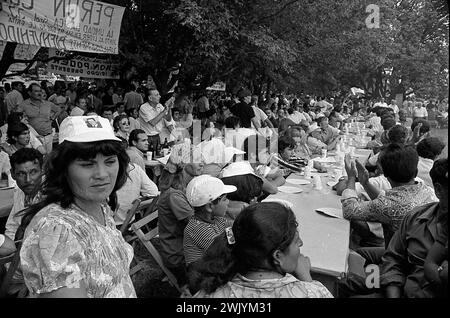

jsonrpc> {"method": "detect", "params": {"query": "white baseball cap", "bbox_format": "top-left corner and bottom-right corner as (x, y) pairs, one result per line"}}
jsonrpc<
(59, 116), (121, 144)
(221, 161), (261, 179)
(186, 175), (237, 207)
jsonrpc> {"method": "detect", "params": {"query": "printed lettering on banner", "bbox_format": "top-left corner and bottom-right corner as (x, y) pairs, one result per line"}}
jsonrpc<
(46, 48), (120, 79)
(0, 0), (125, 54)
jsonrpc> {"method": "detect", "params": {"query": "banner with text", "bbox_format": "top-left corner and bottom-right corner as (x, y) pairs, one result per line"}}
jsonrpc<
(47, 48), (120, 78)
(206, 82), (226, 91)
(0, 0), (125, 54)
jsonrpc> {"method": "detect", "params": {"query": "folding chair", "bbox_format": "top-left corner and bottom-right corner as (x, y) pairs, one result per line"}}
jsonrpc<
(130, 209), (182, 294)
(0, 248), (27, 298)
(119, 195), (159, 239)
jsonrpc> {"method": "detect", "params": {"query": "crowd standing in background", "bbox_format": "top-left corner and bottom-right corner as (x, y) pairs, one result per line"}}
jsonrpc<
(0, 78), (448, 298)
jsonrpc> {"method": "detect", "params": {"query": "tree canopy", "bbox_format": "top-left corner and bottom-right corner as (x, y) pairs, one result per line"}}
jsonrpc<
(1, 0), (448, 99)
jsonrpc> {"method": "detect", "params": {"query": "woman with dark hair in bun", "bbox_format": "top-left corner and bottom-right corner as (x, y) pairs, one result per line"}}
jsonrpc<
(188, 202), (333, 298)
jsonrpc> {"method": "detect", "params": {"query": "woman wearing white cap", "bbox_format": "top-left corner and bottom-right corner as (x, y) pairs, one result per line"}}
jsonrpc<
(183, 175), (237, 268)
(14, 115), (136, 298)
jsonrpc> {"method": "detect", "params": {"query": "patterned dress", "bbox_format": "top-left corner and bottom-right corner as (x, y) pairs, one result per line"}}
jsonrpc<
(194, 273), (333, 298)
(20, 203), (136, 298)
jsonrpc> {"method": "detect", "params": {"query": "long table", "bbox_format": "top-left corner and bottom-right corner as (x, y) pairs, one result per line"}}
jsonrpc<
(267, 148), (371, 278)
(269, 172), (350, 277)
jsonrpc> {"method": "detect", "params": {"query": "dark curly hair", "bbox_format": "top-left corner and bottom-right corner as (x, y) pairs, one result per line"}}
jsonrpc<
(188, 202), (298, 294)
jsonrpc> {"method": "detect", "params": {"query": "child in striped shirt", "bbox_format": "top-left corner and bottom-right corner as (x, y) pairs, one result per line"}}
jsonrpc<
(183, 175), (237, 267)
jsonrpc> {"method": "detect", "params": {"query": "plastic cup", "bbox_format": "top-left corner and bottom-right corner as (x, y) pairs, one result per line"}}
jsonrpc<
(333, 168), (343, 182)
(304, 166), (312, 179)
(146, 151), (153, 160)
(162, 148), (169, 156)
(313, 175), (323, 190)
(349, 146), (355, 156)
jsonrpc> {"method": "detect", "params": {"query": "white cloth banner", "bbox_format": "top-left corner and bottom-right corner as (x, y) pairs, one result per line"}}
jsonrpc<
(350, 87), (365, 95)
(0, 40), (40, 72)
(0, 0), (125, 54)
(206, 82), (226, 91)
(47, 48), (119, 78)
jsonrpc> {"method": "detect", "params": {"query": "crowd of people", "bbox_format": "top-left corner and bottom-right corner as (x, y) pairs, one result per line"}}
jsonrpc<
(0, 78), (448, 298)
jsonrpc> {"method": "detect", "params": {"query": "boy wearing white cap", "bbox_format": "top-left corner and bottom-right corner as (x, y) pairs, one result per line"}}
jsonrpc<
(183, 175), (236, 267)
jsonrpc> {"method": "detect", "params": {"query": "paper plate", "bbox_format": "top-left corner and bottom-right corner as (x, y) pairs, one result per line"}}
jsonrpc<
(277, 186), (303, 194)
(262, 198), (294, 209)
(315, 207), (343, 219)
(327, 181), (338, 187)
(286, 179), (311, 185)
(313, 157), (336, 163)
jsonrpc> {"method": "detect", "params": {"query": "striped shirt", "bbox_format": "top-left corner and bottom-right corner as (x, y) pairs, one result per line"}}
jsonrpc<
(270, 153), (305, 177)
(183, 215), (232, 266)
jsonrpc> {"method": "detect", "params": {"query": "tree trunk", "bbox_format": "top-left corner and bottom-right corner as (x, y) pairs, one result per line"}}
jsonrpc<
(0, 42), (18, 79)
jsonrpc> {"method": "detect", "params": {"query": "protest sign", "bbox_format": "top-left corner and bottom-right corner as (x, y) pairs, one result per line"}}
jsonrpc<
(0, 0), (125, 54)
(46, 48), (120, 78)
(0, 40), (40, 73)
(206, 81), (226, 91)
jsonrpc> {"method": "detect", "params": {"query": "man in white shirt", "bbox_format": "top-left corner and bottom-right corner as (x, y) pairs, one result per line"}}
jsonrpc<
(4, 148), (43, 240)
(298, 105), (312, 123)
(138, 89), (171, 151)
(126, 129), (149, 171)
(412, 102), (428, 121)
(114, 163), (159, 226)
(374, 97), (388, 108)
(250, 95), (274, 129)
(416, 137), (445, 188)
(4, 82), (24, 114)
(388, 99), (399, 121)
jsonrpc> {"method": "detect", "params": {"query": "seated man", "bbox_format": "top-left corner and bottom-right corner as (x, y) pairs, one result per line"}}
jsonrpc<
(5, 148), (43, 241)
(309, 116), (342, 150)
(381, 159), (448, 298)
(416, 137), (446, 188)
(114, 163), (159, 227)
(126, 129), (148, 171)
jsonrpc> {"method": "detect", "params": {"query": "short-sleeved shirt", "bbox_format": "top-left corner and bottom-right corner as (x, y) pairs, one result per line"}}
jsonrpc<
(138, 102), (165, 136)
(158, 188), (194, 267)
(20, 203), (136, 297)
(230, 102), (255, 128)
(123, 91), (143, 110)
(413, 107), (428, 118)
(126, 147), (145, 171)
(21, 99), (59, 136)
(251, 106), (268, 128)
(5, 89), (23, 113)
(0, 150), (11, 175)
(194, 273), (333, 298)
(114, 164), (159, 225)
(183, 215), (232, 266)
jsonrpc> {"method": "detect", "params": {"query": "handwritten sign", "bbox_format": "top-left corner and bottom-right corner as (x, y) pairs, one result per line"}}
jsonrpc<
(206, 81), (226, 91)
(47, 48), (120, 78)
(0, 40), (40, 73)
(0, 0), (125, 54)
